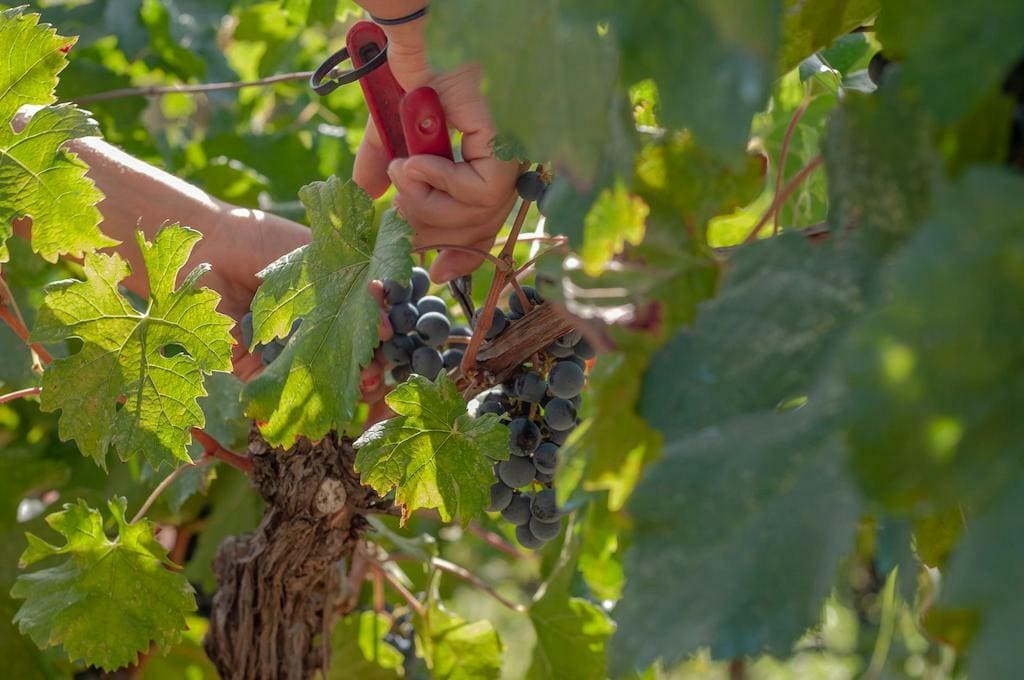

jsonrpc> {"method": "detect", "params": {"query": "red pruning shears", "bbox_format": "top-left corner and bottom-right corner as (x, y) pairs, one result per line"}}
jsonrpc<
(312, 21), (474, 317)
(311, 20), (453, 163)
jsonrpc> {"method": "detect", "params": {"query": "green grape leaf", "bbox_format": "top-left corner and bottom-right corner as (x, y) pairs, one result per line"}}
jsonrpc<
(243, 177), (410, 446)
(610, 401), (861, 672)
(846, 167), (1024, 512)
(30, 225), (235, 470)
(427, 0), (617, 180)
(603, 1), (783, 158)
(824, 91), (936, 248)
(527, 528), (614, 679)
(618, 234), (871, 669)
(137, 615), (218, 680)
(354, 374), (508, 524)
(577, 497), (626, 602)
(328, 611), (404, 680)
(0, 8), (116, 263)
(10, 497), (196, 671)
(417, 604), (503, 680)
(192, 372), (250, 455)
(932, 476), (1024, 680)
(779, 0), (880, 71)
(876, 0), (1024, 123)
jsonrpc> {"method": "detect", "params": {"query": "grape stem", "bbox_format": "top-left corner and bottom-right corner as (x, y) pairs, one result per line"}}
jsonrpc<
(468, 520), (527, 559)
(74, 70), (315, 104)
(367, 557), (426, 617)
(412, 243), (509, 271)
(389, 554), (527, 613)
(131, 457), (213, 525)
(0, 386), (42, 405)
(0, 281), (53, 366)
(191, 428), (253, 473)
(744, 155), (823, 244)
(773, 93), (813, 235)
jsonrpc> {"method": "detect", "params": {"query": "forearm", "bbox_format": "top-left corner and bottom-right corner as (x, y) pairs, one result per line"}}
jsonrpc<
(67, 138), (297, 295)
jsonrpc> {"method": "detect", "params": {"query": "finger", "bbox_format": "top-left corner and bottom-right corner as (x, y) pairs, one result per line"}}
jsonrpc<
(354, 119), (392, 199)
(378, 309), (393, 342)
(402, 154), (518, 208)
(390, 160), (510, 231)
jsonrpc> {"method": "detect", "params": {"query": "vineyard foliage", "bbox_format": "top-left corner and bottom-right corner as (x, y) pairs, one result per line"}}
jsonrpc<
(0, 0), (1022, 678)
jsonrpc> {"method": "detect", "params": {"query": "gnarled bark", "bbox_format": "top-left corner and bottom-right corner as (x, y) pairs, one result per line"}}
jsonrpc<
(204, 430), (393, 680)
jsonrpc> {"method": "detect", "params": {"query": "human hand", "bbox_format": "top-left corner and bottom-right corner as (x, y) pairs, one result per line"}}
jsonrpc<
(352, 21), (519, 283)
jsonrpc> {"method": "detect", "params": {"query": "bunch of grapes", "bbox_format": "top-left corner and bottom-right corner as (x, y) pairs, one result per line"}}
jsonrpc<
(475, 303), (593, 550)
(379, 266), (471, 383)
(377, 258), (592, 550)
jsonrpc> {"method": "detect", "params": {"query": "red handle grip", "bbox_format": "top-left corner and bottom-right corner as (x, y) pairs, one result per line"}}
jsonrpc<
(401, 87), (454, 160)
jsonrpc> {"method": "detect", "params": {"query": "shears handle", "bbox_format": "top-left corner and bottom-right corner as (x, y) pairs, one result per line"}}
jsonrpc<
(347, 21), (454, 162)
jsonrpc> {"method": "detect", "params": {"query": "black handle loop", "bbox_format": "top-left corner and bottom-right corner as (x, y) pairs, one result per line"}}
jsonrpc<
(310, 44), (389, 96)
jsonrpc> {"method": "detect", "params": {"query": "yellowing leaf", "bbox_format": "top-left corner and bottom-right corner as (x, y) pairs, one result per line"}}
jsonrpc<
(580, 183), (648, 276)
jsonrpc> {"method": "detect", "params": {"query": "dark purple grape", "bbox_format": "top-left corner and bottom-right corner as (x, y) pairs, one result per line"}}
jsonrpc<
(508, 286), (542, 317)
(516, 522), (546, 550)
(240, 311), (254, 349)
(868, 52), (892, 87)
(533, 442), (558, 474)
(573, 337), (595, 360)
(382, 334), (415, 365)
(546, 427), (573, 445)
(549, 360), (585, 399)
(544, 398), (577, 431)
(442, 348), (463, 370)
(411, 346), (443, 380)
(416, 295), (448, 316)
(390, 363), (412, 383)
(389, 302), (419, 335)
(498, 456), (536, 488)
(501, 493), (531, 525)
(531, 489), (559, 522)
(546, 341), (574, 359)
(488, 482), (514, 512)
(508, 417), (541, 456)
(410, 267), (430, 301)
(529, 516), (561, 541)
(477, 400), (506, 417)
(450, 325), (472, 338)
(261, 339), (284, 365)
(416, 311), (451, 347)
(513, 372), (548, 403)
(472, 307), (508, 341)
(535, 471), (554, 484)
(555, 330), (582, 348)
(516, 170), (548, 202)
(384, 279), (412, 304)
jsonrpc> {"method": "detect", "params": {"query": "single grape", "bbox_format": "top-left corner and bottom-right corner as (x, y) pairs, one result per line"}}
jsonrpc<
(501, 493), (532, 525)
(513, 371), (548, 403)
(533, 442), (558, 474)
(240, 311), (254, 349)
(499, 456), (536, 488)
(410, 267), (431, 301)
(508, 417), (541, 456)
(411, 346), (443, 380)
(508, 286), (543, 317)
(516, 170), (548, 202)
(545, 341), (574, 359)
(383, 279), (412, 304)
(529, 516), (561, 541)
(450, 325), (473, 338)
(487, 482), (514, 512)
(389, 302), (419, 335)
(416, 295), (448, 317)
(535, 471), (554, 484)
(549, 360), (585, 399)
(442, 348), (464, 370)
(868, 52), (892, 87)
(261, 339), (284, 365)
(472, 307), (508, 341)
(416, 311), (452, 347)
(477, 400), (506, 417)
(555, 330), (582, 348)
(482, 388), (512, 411)
(515, 523), (546, 550)
(391, 363), (412, 383)
(531, 489), (559, 522)
(382, 334), (415, 365)
(544, 398), (577, 431)
(573, 337), (595, 360)
(546, 427), (573, 446)
(569, 394), (582, 409)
